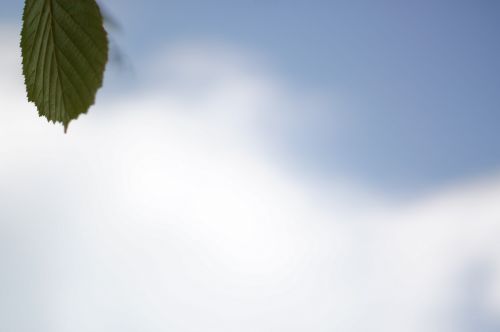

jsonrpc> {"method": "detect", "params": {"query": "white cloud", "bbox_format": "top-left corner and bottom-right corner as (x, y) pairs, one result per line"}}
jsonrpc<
(0, 26), (499, 332)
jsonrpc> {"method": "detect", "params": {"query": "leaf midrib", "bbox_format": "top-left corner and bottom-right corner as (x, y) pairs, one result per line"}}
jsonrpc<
(47, 0), (67, 123)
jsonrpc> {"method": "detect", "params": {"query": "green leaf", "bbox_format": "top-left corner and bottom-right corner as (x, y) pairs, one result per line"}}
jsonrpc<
(21, 0), (108, 132)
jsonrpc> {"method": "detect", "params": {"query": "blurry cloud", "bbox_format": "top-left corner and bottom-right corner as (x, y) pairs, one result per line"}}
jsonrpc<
(0, 26), (499, 332)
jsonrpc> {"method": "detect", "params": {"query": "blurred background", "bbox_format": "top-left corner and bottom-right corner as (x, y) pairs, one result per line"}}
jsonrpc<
(1, 0), (500, 331)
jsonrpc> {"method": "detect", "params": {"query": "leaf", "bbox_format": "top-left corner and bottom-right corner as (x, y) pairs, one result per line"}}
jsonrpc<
(21, 0), (108, 132)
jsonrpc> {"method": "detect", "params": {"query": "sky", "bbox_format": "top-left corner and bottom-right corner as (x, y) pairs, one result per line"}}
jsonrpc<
(2, 0), (500, 192)
(1, 1), (500, 331)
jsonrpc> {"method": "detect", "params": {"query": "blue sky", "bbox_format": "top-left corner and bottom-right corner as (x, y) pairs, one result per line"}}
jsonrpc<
(3, 0), (500, 193)
(1, 2), (500, 331)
